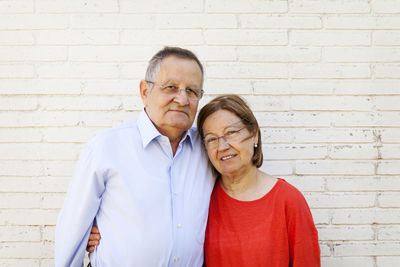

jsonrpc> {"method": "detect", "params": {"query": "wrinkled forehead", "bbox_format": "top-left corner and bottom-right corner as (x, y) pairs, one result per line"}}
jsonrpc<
(157, 56), (203, 83)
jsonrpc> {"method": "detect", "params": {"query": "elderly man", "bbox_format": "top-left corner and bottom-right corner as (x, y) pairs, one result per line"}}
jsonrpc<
(55, 47), (215, 266)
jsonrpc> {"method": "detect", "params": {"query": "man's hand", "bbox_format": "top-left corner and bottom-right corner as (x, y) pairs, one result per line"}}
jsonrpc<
(86, 225), (101, 253)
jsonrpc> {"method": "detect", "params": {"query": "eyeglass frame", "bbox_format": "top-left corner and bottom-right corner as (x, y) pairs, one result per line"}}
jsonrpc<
(203, 126), (251, 149)
(145, 80), (204, 101)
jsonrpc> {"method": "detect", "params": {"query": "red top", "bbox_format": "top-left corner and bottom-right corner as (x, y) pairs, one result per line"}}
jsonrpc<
(204, 179), (320, 267)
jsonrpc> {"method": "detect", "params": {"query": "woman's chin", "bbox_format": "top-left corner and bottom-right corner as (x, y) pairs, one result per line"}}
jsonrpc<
(218, 167), (239, 178)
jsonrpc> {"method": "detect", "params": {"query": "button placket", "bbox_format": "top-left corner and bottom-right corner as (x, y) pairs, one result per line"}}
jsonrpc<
(170, 160), (182, 265)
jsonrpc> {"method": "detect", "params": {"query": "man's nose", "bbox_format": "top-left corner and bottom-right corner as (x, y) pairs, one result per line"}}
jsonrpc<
(173, 89), (189, 105)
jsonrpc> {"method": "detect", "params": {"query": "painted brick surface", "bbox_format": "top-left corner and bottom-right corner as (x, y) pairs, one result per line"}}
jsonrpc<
(1, 0), (399, 266)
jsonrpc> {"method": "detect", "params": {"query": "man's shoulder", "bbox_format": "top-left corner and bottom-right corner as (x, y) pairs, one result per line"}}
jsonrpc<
(102, 119), (137, 135)
(187, 126), (202, 146)
(187, 126), (200, 139)
(87, 119), (138, 147)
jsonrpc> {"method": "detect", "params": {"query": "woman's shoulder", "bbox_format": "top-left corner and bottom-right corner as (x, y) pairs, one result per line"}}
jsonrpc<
(275, 178), (309, 203)
(275, 178), (299, 192)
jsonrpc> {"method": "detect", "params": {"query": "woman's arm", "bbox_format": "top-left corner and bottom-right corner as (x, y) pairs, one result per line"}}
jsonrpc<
(286, 187), (321, 267)
(87, 225), (101, 253)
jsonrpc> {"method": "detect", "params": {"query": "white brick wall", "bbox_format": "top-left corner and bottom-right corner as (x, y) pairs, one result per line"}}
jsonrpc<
(0, 0), (399, 266)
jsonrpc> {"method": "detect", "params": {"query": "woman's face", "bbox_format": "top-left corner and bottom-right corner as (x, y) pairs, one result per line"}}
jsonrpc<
(202, 109), (258, 177)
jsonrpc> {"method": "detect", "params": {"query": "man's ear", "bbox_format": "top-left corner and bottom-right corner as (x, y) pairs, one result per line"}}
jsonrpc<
(139, 80), (150, 105)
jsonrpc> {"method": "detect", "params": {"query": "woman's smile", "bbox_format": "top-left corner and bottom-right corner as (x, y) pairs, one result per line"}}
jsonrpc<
(220, 154), (236, 161)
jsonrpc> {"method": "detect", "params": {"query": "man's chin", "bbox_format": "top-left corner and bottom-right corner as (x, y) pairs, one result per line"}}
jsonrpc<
(167, 110), (189, 117)
(167, 119), (193, 131)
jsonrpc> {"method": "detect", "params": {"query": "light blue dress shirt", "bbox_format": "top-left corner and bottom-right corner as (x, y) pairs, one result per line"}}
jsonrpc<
(55, 111), (215, 267)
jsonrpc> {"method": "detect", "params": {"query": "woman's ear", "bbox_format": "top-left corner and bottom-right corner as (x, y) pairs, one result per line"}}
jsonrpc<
(253, 131), (259, 146)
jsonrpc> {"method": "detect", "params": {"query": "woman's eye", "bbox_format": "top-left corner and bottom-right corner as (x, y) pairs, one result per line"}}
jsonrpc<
(207, 137), (217, 143)
(225, 131), (237, 137)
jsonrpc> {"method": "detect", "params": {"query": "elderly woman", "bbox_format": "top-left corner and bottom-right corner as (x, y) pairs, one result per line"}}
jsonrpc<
(197, 95), (320, 266)
(86, 94), (320, 266)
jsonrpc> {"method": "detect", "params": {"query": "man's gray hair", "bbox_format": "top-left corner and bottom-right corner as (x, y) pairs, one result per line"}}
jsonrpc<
(145, 47), (204, 89)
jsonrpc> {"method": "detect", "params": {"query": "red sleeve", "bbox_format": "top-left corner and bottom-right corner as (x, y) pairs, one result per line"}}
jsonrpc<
(285, 185), (321, 267)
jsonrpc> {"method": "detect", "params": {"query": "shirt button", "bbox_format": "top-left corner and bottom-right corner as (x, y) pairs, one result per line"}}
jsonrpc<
(177, 224), (181, 228)
(174, 191), (178, 196)
(174, 257), (179, 262)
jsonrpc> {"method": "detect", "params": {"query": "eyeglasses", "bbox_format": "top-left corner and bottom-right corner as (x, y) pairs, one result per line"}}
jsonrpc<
(146, 81), (203, 101)
(203, 127), (246, 149)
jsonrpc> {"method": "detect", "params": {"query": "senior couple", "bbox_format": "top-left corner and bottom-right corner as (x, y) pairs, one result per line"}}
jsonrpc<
(55, 47), (320, 266)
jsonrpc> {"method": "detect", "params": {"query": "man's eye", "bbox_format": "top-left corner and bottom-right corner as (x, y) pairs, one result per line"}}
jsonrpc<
(185, 88), (197, 97)
(166, 85), (177, 90)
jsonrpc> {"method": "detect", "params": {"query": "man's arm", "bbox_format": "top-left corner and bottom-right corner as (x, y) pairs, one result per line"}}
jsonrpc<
(55, 141), (105, 267)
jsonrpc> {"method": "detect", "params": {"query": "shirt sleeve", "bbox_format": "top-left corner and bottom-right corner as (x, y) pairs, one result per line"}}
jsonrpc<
(55, 138), (106, 267)
(286, 187), (321, 267)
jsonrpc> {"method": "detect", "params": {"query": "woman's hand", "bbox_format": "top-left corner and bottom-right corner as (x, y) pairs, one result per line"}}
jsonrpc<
(86, 225), (101, 253)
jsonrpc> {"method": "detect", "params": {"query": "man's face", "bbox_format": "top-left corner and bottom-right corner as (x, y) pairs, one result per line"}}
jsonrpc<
(140, 56), (203, 138)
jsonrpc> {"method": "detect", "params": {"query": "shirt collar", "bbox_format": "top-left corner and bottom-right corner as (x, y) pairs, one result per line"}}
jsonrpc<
(137, 110), (195, 149)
